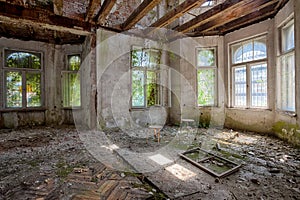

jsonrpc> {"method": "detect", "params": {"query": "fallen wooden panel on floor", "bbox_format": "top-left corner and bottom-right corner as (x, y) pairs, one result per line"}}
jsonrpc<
(179, 148), (242, 178)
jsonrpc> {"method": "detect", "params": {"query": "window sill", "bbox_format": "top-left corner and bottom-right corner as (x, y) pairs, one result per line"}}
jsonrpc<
(198, 105), (220, 108)
(0, 107), (46, 112)
(130, 105), (163, 111)
(276, 110), (296, 117)
(63, 107), (82, 110)
(227, 107), (272, 111)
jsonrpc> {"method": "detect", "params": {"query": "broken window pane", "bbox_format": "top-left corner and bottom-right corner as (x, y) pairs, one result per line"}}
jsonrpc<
(63, 55), (81, 107)
(4, 50), (43, 109)
(132, 70), (145, 107)
(26, 73), (41, 107)
(147, 71), (159, 106)
(68, 55), (81, 71)
(131, 47), (160, 108)
(197, 69), (215, 106)
(197, 48), (215, 67)
(62, 73), (81, 107)
(6, 71), (22, 108)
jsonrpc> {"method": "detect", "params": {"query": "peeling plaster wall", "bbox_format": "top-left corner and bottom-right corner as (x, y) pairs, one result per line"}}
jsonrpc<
(96, 29), (169, 129)
(223, 0), (297, 133)
(224, 19), (275, 133)
(0, 37), (82, 128)
(168, 36), (225, 127)
(274, 0), (296, 125)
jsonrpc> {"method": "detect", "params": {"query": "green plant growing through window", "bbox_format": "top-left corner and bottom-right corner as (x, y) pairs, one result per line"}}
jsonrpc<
(62, 55), (81, 107)
(5, 50), (42, 108)
(197, 48), (216, 106)
(131, 47), (161, 108)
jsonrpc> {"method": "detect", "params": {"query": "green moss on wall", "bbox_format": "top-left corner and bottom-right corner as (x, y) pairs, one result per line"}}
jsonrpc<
(272, 121), (300, 148)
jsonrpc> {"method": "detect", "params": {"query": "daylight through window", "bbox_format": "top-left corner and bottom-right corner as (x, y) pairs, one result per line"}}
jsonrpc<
(131, 47), (161, 108)
(4, 50), (42, 108)
(62, 55), (81, 107)
(279, 20), (295, 112)
(197, 47), (217, 106)
(231, 36), (268, 108)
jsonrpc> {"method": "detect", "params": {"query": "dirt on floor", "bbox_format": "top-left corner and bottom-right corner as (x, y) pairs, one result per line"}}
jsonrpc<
(0, 126), (163, 200)
(0, 125), (300, 200)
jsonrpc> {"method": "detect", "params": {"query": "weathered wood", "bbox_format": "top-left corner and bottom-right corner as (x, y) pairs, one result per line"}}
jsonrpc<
(150, 0), (206, 28)
(121, 0), (162, 30)
(97, 0), (117, 24)
(53, 0), (63, 15)
(193, 0), (278, 34)
(174, 0), (252, 33)
(0, 1), (91, 32)
(85, 0), (101, 22)
(218, 3), (278, 36)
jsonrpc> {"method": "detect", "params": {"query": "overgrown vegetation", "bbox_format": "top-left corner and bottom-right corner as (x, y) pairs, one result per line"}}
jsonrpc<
(56, 160), (73, 178)
(272, 121), (300, 148)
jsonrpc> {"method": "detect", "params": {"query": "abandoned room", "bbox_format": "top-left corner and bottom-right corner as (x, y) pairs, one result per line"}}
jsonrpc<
(0, 0), (299, 199)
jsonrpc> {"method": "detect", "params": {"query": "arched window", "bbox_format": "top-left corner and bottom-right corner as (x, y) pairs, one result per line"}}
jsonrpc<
(233, 39), (266, 64)
(231, 36), (268, 108)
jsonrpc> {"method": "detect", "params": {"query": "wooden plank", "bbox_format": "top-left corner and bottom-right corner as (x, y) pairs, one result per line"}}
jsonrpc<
(97, 0), (117, 24)
(193, 0), (278, 34)
(0, 2), (91, 32)
(174, 0), (252, 33)
(53, 0), (63, 15)
(149, 0), (206, 28)
(85, 0), (101, 22)
(217, 3), (277, 36)
(121, 0), (162, 30)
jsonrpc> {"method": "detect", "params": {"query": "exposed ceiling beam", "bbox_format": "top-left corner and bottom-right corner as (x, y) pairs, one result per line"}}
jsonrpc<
(193, 0), (278, 34)
(149, 0), (206, 29)
(174, 0), (252, 33)
(85, 0), (101, 22)
(97, 0), (117, 24)
(121, 0), (162, 30)
(0, 2), (91, 33)
(53, 0), (63, 15)
(275, 0), (289, 10)
(218, 4), (278, 35)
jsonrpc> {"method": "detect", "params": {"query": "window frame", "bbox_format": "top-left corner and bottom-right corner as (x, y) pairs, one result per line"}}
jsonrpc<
(230, 35), (268, 109)
(130, 46), (161, 109)
(2, 48), (44, 110)
(277, 19), (295, 112)
(196, 46), (218, 107)
(61, 53), (82, 109)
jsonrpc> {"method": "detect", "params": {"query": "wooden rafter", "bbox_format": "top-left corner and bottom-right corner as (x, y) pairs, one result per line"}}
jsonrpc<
(174, 0), (253, 33)
(193, 0), (278, 34)
(121, 0), (162, 30)
(53, 0), (63, 15)
(219, 3), (278, 35)
(149, 0), (206, 29)
(85, 0), (101, 22)
(0, 1), (91, 33)
(97, 0), (117, 24)
(275, 0), (289, 10)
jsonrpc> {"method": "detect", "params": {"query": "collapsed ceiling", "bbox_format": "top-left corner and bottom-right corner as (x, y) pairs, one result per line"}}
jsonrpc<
(0, 0), (289, 44)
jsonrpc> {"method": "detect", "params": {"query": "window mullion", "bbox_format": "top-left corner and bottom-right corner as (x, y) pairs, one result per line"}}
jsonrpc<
(144, 68), (147, 108)
(22, 71), (26, 108)
(246, 64), (251, 108)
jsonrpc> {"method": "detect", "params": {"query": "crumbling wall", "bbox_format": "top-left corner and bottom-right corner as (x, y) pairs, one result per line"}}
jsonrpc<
(0, 37), (83, 128)
(168, 36), (225, 128)
(96, 29), (169, 129)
